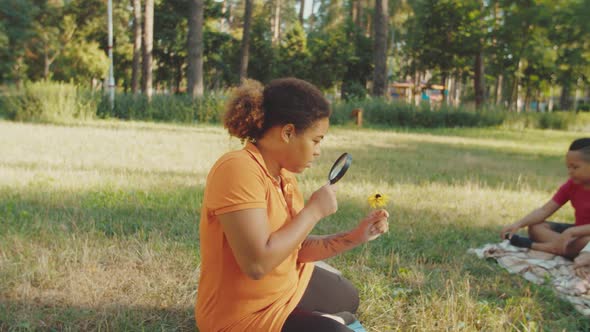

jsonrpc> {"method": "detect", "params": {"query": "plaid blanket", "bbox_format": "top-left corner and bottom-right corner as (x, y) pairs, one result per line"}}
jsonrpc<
(468, 240), (590, 316)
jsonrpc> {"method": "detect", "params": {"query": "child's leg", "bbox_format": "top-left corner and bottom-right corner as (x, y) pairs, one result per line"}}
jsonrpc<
(574, 243), (590, 279)
(509, 222), (570, 253)
(528, 222), (563, 243)
(527, 228), (589, 258)
(565, 235), (590, 258)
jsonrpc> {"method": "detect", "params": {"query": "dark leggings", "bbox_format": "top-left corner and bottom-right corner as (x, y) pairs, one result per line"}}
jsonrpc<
(281, 265), (359, 332)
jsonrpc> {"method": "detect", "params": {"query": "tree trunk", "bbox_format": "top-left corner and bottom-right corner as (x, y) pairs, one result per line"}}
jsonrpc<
(309, 0), (316, 30)
(474, 52), (485, 109)
(176, 60), (182, 94)
(510, 60), (523, 112)
(357, 0), (363, 29)
(441, 73), (447, 104)
(454, 74), (463, 107)
(220, 0), (227, 32)
(187, 0), (204, 98)
(299, 0), (305, 25)
(371, 0), (388, 97)
(142, 0), (154, 100)
(272, 0), (281, 46)
(524, 86), (531, 112)
(351, 0), (358, 27)
(415, 72), (423, 106)
(365, 4), (371, 37)
(446, 75), (453, 106)
(574, 77), (582, 112)
(560, 84), (570, 111)
(548, 85), (554, 112)
(495, 74), (503, 106)
(44, 53), (50, 80)
(131, 0), (142, 94)
(239, 0), (253, 82)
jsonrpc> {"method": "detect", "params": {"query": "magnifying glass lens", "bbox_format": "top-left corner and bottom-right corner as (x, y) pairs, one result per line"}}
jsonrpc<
(328, 153), (352, 184)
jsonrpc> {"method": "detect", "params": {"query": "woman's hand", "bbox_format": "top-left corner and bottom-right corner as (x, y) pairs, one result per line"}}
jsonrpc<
(306, 184), (338, 220)
(351, 209), (390, 243)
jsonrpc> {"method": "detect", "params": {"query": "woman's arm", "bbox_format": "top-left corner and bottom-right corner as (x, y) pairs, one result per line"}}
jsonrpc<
(297, 232), (361, 262)
(219, 184), (336, 280)
(298, 209), (389, 262)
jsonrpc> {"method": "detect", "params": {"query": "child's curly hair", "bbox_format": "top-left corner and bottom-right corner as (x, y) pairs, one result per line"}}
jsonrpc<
(223, 78), (331, 142)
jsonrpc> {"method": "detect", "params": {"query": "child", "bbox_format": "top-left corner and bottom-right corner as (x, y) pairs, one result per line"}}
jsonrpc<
(500, 138), (590, 258)
(195, 78), (390, 332)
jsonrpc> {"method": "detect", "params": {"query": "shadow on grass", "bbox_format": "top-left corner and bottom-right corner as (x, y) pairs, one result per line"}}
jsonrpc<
(0, 300), (197, 331)
(0, 183), (204, 245)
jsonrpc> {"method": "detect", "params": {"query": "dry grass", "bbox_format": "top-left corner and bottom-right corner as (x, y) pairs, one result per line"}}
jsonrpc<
(0, 120), (586, 331)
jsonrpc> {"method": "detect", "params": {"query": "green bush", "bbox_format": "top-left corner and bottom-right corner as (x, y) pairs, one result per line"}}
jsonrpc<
(2, 81), (589, 131)
(331, 98), (590, 130)
(332, 98), (505, 128)
(0, 81), (99, 122)
(502, 111), (580, 130)
(96, 92), (227, 124)
(0, 81), (227, 124)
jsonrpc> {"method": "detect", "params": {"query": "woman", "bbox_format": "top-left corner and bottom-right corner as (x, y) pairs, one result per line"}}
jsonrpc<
(196, 78), (389, 331)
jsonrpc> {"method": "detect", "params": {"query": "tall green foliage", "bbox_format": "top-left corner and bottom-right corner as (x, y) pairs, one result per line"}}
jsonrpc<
(0, 0), (38, 83)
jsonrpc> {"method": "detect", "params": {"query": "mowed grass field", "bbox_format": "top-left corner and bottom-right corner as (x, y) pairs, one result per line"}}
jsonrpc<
(0, 119), (588, 331)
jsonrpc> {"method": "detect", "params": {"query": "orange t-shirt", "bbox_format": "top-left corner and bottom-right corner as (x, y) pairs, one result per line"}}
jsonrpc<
(196, 142), (314, 332)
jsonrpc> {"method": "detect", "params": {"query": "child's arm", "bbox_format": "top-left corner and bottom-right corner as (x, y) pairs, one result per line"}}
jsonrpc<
(564, 225), (590, 238)
(500, 199), (561, 239)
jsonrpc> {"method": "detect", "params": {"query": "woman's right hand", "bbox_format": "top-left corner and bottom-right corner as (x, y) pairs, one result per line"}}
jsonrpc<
(306, 184), (338, 220)
(500, 223), (520, 240)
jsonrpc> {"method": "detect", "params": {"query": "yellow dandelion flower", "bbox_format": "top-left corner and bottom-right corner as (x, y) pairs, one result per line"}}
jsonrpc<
(367, 192), (389, 209)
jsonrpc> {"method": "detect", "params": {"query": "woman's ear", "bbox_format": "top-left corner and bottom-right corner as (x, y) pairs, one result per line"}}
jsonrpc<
(281, 124), (296, 143)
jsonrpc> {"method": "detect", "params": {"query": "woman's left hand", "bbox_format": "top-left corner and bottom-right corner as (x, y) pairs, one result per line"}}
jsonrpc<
(352, 209), (390, 243)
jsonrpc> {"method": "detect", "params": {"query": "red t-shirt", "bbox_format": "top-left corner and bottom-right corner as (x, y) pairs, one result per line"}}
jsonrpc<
(552, 179), (590, 226)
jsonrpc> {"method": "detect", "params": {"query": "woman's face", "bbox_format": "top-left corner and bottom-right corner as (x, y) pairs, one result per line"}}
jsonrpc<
(566, 150), (590, 185)
(283, 117), (330, 173)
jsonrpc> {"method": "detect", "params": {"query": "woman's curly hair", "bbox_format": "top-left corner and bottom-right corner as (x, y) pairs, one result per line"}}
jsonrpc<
(223, 79), (265, 141)
(223, 78), (331, 141)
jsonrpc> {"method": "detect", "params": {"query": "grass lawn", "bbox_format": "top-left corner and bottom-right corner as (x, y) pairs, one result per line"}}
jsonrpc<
(0, 119), (588, 331)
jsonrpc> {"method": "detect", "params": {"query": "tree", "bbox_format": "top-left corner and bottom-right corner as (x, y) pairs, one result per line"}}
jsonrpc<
(0, 0), (37, 85)
(131, 0), (142, 94)
(239, 0), (253, 81)
(276, 22), (310, 79)
(372, 0), (388, 96)
(187, 0), (204, 98)
(142, 0), (154, 99)
(473, 0), (486, 109)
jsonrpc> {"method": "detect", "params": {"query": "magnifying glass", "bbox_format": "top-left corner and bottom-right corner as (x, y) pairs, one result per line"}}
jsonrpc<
(328, 152), (352, 184)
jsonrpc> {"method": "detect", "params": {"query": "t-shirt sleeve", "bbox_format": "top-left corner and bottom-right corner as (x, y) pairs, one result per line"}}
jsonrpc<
(552, 179), (573, 206)
(206, 157), (267, 216)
